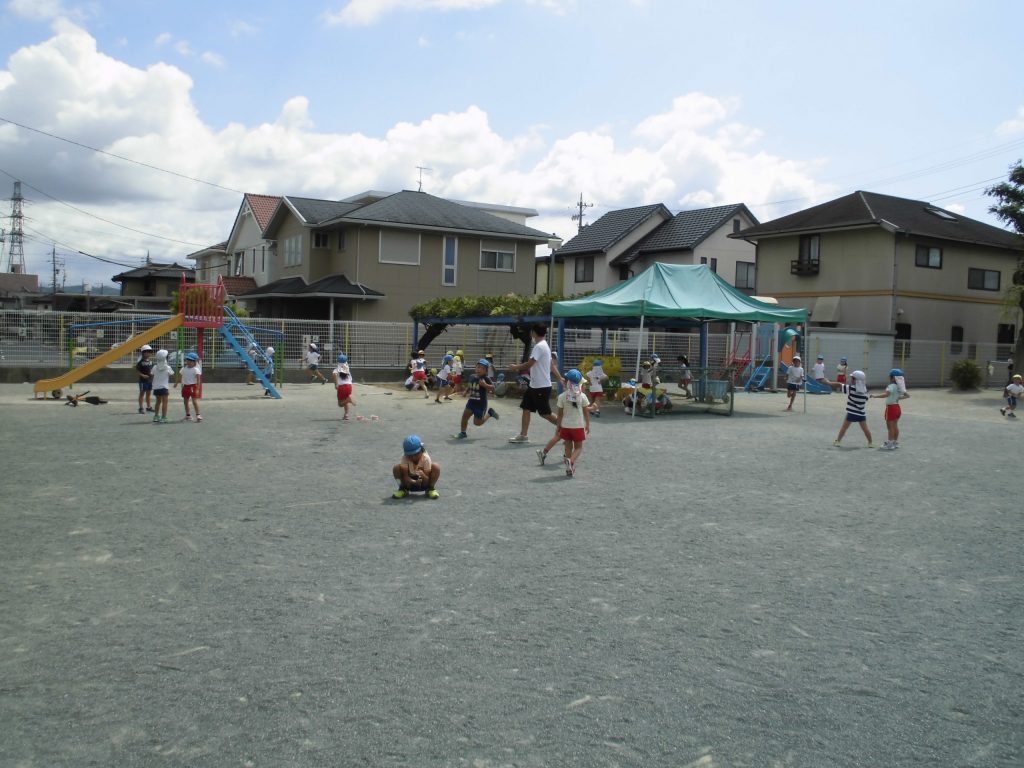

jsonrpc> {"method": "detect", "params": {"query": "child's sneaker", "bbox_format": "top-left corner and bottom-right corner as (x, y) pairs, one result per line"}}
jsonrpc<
(159, 416), (168, 423)
(138, 407), (144, 414)
(867, 442), (875, 449)
(1000, 407), (1007, 416)
(184, 414), (192, 421)
(508, 434), (529, 443)
(426, 488), (440, 500)
(487, 407), (499, 420)
(146, 407), (154, 412)
(832, 439), (841, 447)
(1010, 412), (1017, 418)
(392, 488), (409, 499)
(453, 431), (468, 439)
(564, 456), (575, 477)
(342, 414), (349, 421)
(153, 415), (160, 423)
(592, 410), (601, 418)
(196, 415), (203, 422)
(536, 448), (547, 465)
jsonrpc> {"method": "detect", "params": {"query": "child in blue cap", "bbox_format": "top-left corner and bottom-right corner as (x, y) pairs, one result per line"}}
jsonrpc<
(392, 435), (440, 499)
(453, 359), (500, 438)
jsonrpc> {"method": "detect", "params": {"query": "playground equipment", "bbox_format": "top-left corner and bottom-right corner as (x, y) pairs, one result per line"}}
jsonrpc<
(34, 276), (281, 399)
(744, 326), (829, 394)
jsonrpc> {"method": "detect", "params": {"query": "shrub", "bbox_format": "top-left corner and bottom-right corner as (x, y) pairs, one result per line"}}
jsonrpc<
(949, 359), (983, 390)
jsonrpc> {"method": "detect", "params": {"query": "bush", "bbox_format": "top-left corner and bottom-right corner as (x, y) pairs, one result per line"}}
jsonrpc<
(950, 359), (983, 390)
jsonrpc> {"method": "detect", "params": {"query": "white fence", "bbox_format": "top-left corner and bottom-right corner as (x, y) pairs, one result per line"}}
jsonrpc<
(0, 309), (1014, 388)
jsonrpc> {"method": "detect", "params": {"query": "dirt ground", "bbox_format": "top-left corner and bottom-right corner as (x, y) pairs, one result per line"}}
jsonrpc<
(0, 379), (1021, 767)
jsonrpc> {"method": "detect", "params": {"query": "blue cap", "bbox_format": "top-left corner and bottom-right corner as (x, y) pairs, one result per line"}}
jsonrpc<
(443, 354), (453, 363)
(566, 369), (583, 384)
(184, 351), (199, 362)
(478, 358), (490, 367)
(337, 353), (348, 363)
(593, 359), (602, 366)
(651, 353), (660, 361)
(402, 435), (423, 456)
(889, 368), (903, 377)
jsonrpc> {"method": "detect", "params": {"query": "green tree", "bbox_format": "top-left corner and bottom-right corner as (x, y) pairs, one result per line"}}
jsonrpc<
(986, 160), (1024, 371)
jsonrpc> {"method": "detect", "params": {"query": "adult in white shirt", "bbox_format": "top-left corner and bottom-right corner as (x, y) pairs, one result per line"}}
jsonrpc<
(507, 324), (558, 443)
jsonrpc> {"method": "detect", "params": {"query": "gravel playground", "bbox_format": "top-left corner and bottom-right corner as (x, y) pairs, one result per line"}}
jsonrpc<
(0, 379), (1021, 768)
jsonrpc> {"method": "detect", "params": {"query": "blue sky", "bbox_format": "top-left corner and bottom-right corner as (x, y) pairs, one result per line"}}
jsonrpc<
(0, 0), (1022, 286)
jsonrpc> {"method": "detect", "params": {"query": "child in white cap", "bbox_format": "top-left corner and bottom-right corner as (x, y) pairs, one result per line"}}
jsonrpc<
(1001, 373), (1023, 418)
(151, 349), (174, 423)
(785, 355), (805, 411)
(833, 370), (874, 448)
(302, 342), (327, 384)
(136, 344), (154, 414)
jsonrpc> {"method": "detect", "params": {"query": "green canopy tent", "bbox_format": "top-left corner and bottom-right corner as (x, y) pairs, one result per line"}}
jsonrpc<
(551, 263), (808, 413)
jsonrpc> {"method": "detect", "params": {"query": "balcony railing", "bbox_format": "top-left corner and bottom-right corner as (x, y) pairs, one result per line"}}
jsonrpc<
(790, 258), (820, 276)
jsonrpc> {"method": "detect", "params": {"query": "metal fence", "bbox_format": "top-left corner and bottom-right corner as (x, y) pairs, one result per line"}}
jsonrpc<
(0, 309), (1015, 388)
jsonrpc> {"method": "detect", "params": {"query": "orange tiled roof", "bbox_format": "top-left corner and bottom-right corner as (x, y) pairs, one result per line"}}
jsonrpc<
(222, 276), (258, 296)
(245, 194), (281, 232)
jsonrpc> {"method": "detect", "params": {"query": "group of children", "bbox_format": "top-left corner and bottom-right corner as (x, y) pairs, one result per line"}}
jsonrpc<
(134, 344), (203, 422)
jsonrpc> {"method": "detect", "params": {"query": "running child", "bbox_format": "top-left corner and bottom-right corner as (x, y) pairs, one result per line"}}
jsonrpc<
(136, 344), (155, 414)
(302, 343), (327, 384)
(435, 354), (454, 403)
(333, 353), (356, 420)
(409, 349), (429, 398)
(150, 349), (174, 423)
(812, 355), (832, 388)
(785, 355), (805, 411)
(585, 358), (608, 417)
(833, 370), (873, 448)
(1001, 373), (1023, 418)
(872, 367), (910, 449)
(677, 355), (693, 398)
(550, 368), (591, 477)
(175, 351), (203, 421)
(392, 435), (441, 499)
(454, 359), (500, 438)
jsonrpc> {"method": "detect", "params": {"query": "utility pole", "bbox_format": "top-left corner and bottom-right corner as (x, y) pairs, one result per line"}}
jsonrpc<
(570, 192), (594, 235)
(5, 181), (25, 273)
(51, 245), (59, 295)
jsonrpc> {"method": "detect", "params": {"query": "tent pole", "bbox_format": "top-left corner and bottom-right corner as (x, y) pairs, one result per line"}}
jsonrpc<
(631, 313), (645, 418)
(772, 323), (780, 391)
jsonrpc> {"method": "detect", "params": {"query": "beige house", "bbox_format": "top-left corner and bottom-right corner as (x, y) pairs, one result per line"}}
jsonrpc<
(192, 190), (550, 322)
(553, 203), (760, 295)
(735, 191), (1024, 348)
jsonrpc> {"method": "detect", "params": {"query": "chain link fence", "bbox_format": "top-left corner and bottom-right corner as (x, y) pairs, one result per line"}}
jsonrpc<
(0, 309), (1015, 387)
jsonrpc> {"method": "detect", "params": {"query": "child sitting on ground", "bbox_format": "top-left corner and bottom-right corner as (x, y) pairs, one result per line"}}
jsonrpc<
(392, 435), (440, 499)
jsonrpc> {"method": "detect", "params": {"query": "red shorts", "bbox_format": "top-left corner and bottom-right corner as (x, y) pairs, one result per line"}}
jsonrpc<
(559, 427), (586, 443)
(412, 370), (426, 381)
(181, 384), (198, 399)
(450, 374), (461, 385)
(836, 374), (847, 383)
(884, 403), (901, 421)
(336, 384), (353, 401)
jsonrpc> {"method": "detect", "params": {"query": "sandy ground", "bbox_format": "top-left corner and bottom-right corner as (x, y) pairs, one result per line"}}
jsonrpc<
(0, 379), (1021, 767)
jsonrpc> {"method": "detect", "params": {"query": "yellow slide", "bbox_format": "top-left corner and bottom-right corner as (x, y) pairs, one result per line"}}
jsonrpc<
(34, 314), (183, 397)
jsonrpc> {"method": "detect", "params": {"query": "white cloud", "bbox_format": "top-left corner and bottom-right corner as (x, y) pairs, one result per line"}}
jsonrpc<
(200, 51), (225, 68)
(154, 32), (172, 46)
(323, 0), (501, 27)
(996, 106), (1024, 137)
(0, 22), (829, 285)
(229, 20), (259, 38)
(8, 0), (66, 21)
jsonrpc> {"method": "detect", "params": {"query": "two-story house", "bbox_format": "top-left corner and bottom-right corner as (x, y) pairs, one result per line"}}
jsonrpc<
(553, 203), (760, 295)
(192, 190), (551, 322)
(111, 262), (194, 312)
(733, 191), (1024, 348)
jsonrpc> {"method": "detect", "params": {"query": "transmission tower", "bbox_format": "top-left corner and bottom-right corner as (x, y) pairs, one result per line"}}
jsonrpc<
(5, 181), (25, 273)
(570, 192), (594, 234)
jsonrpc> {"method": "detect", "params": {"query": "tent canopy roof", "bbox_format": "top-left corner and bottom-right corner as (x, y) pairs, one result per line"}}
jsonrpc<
(552, 263), (807, 325)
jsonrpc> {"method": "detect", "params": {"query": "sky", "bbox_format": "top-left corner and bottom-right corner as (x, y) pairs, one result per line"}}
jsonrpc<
(0, 0), (1022, 288)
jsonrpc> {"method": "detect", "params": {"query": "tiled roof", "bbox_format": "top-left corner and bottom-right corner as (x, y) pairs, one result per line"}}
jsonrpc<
(287, 197), (363, 225)
(112, 262), (194, 281)
(556, 204), (672, 256)
(325, 190), (551, 241)
(244, 194), (281, 231)
(736, 191), (1024, 251)
(239, 273), (384, 299)
(221, 276), (257, 296)
(611, 204), (753, 266)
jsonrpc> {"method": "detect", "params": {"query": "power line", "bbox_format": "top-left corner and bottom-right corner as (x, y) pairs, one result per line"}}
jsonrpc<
(0, 116), (244, 195)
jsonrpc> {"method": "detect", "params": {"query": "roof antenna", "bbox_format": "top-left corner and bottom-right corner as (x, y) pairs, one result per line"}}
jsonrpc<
(416, 166), (432, 192)
(570, 192), (594, 234)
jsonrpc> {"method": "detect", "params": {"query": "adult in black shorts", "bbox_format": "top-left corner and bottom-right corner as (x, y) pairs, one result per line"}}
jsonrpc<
(507, 324), (558, 443)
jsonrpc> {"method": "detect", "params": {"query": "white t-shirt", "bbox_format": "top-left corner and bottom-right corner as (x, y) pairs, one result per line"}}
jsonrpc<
(333, 364), (352, 384)
(528, 339), (552, 389)
(557, 390), (590, 428)
(439, 363), (452, 381)
(1006, 382), (1024, 397)
(151, 362), (174, 390)
(305, 350), (321, 367)
(586, 367), (605, 393)
(180, 365), (200, 386)
(786, 365), (805, 385)
(813, 362), (826, 379)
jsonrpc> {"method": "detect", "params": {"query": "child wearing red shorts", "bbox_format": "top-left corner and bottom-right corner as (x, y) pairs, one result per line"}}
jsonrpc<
(552, 368), (591, 477)
(872, 367), (909, 450)
(332, 353), (356, 421)
(175, 351), (202, 422)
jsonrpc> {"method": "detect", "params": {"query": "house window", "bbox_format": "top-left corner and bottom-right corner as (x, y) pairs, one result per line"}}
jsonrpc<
(792, 234), (821, 275)
(283, 235), (302, 267)
(735, 261), (756, 290)
(442, 236), (457, 286)
(234, 251), (244, 276)
(380, 230), (421, 265)
(261, 246), (265, 273)
(574, 256), (594, 283)
(950, 325), (963, 355)
(732, 218), (741, 234)
(967, 268), (1000, 291)
(699, 256), (718, 273)
(895, 322), (912, 359)
(338, 230), (346, 250)
(480, 240), (515, 271)
(915, 245), (942, 269)
(997, 323), (1016, 358)
(618, 265), (631, 281)
(313, 231), (330, 249)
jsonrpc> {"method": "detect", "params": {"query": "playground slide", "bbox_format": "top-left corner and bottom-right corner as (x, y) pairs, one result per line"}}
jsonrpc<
(34, 314), (184, 396)
(779, 362), (831, 395)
